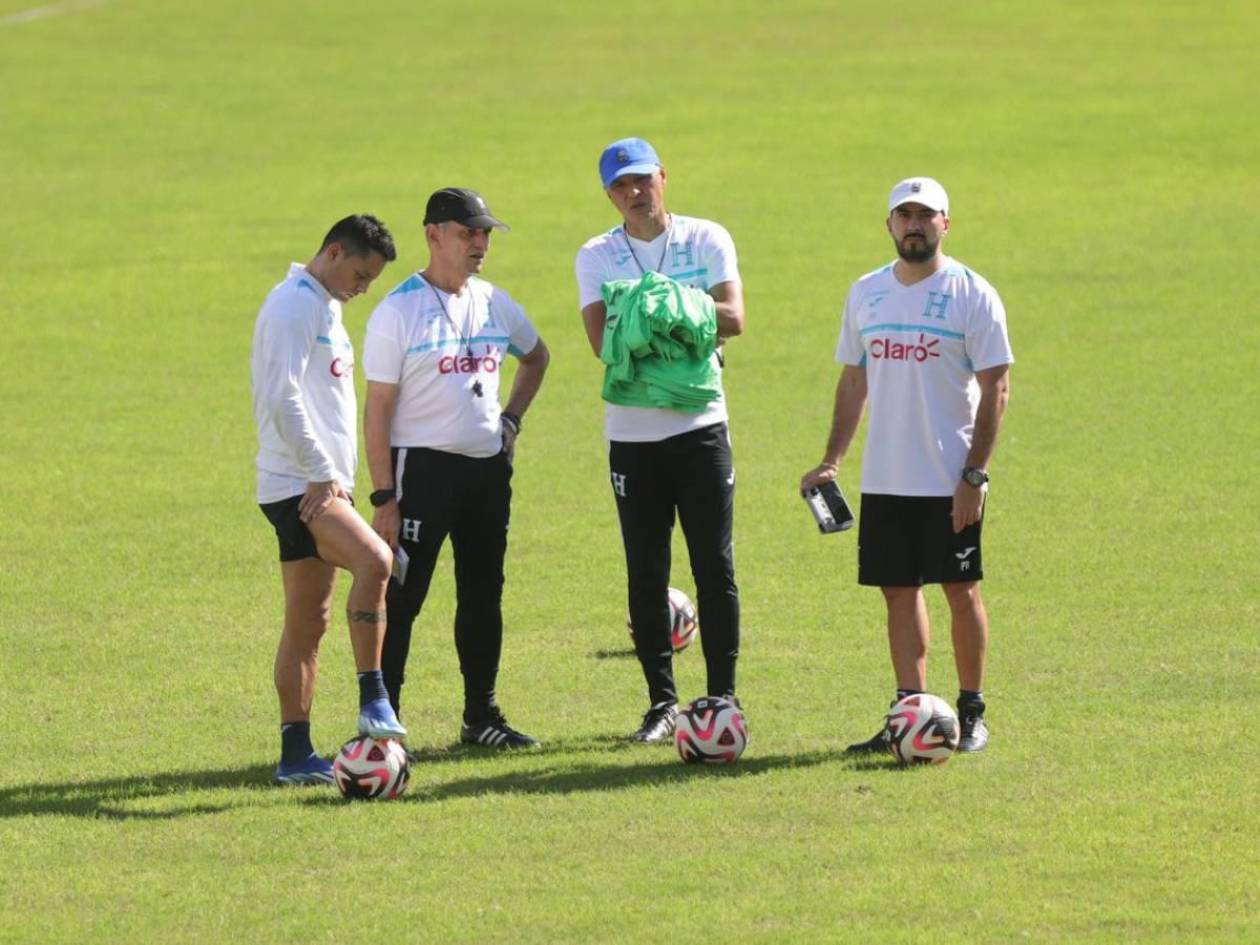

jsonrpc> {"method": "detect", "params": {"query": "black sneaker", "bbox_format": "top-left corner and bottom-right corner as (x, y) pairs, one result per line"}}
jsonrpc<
(460, 708), (540, 749)
(631, 702), (678, 743)
(845, 729), (889, 755)
(958, 714), (989, 753)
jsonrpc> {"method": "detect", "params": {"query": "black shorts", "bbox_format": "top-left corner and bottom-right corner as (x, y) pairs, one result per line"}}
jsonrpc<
(259, 495), (319, 562)
(858, 494), (983, 587)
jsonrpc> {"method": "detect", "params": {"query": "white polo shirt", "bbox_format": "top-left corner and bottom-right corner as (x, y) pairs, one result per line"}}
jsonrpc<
(363, 274), (539, 458)
(575, 214), (739, 442)
(251, 263), (357, 503)
(836, 256), (1013, 497)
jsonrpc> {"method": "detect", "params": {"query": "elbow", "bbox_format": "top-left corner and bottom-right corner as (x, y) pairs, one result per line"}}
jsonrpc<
(719, 311), (745, 338)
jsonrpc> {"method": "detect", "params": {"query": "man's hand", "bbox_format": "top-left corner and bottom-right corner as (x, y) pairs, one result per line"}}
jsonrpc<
(501, 426), (519, 464)
(952, 481), (987, 533)
(800, 462), (839, 494)
(299, 480), (340, 523)
(372, 501), (401, 551)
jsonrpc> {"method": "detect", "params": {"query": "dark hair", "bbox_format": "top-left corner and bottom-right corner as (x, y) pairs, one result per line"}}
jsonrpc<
(319, 214), (397, 261)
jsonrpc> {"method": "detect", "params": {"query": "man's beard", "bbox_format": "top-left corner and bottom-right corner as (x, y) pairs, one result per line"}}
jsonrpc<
(895, 234), (938, 263)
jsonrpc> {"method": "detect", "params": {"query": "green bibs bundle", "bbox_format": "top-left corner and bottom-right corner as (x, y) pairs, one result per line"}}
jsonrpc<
(599, 271), (721, 412)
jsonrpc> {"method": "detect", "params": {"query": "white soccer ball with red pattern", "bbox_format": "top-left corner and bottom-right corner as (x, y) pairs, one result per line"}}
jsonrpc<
(675, 696), (748, 764)
(333, 735), (410, 799)
(626, 586), (699, 653)
(884, 693), (960, 765)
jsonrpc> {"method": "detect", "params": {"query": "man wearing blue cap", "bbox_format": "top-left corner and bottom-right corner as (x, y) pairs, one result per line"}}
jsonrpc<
(800, 177), (1013, 754)
(575, 138), (746, 742)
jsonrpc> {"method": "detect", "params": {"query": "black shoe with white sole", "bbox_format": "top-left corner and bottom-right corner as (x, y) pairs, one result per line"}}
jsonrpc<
(845, 729), (890, 755)
(957, 713), (989, 753)
(460, 709), (540, 749)
(631, 702), (678, 743)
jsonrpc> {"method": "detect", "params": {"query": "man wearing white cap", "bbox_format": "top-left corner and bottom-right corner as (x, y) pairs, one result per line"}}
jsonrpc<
(800, 177), (1013, 753)
(575, 138), (746, 743)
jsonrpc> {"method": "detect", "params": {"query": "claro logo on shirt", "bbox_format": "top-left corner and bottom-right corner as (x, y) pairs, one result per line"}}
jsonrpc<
(330, 357), (354, 377)
(870, 334), (941, 363)
(439, 354), (499, 374)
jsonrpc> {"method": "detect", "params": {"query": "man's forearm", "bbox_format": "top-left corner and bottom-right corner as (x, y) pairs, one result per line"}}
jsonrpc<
(505, 364), (546, 419)
(965, 370), (1010, 469)
(821, 369), (867, 465)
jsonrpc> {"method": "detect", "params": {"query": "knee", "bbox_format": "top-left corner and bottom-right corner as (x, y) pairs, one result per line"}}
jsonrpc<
(943, 581), (982, 611)
(881, 586), (920, 607)
(358, 545), (393, 589)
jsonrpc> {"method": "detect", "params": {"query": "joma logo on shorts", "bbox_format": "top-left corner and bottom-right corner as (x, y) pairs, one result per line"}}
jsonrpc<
(870, 334), (940, 363)
(439, 355), (499, 374)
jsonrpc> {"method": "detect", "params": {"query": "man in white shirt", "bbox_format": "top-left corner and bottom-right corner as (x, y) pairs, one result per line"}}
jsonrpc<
(801, 177), (1013, 754)
(363, 188), (550, 749)
(575, 138), (746, 743)
(251, 214), (407, 785)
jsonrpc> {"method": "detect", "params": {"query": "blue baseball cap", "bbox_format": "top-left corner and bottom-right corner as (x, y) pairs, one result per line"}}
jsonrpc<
(599, 137), (662, 189)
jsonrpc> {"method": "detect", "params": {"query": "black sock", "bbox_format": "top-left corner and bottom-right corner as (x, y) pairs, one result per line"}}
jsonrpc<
(958, 689), (986, 714)
(894, 688), (923, 705)
(280, 721), (315, 765)
(464, 688), (498, 725)
(357, 670), (389, 708)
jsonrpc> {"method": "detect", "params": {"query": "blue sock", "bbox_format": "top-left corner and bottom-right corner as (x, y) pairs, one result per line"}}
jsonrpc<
(280, 721), (315, 765)
(357, 670), (390, 708)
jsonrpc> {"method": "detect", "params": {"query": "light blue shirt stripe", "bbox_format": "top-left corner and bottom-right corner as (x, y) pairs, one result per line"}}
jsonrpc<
(860, 323), (964, 340)
(405, 334), (511, 356)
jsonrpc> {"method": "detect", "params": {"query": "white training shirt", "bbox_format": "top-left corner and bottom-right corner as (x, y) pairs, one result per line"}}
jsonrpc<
(251, 263), (357, 503)
(836, 256), (1013, 497)
(575, 214), (740, 442)
(362, 274), (540, 458)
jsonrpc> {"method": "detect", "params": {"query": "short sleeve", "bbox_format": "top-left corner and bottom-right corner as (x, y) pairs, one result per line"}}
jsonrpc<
(702, 223), (740, 289)
(362, 300), (405, 383)
(576, 243), (608, 309)
(492, 288), (540, 358)
(835, 286), (865, 366)
(965, 284), (1014, 371)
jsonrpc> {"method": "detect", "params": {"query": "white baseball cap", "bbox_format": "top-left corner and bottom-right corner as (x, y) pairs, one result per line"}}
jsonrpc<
(888, 177), (949, 215)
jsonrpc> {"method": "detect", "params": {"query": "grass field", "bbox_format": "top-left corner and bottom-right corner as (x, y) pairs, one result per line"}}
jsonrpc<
(2, 0), (1259, 942)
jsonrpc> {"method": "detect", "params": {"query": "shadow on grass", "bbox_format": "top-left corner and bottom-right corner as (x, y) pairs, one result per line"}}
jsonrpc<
(0, 743), (919, 819)
(0, 763), (278, 820)
(300, 745), (913, 808)
(591, 647), (638, 660)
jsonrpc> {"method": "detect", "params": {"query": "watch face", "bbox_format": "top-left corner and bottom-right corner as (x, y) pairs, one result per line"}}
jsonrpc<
(964, 470), (987, 486)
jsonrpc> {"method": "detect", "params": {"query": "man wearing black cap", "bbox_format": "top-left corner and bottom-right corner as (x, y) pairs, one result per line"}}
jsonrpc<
(362, 188), (550, 749)
(575, 138), (746, 743)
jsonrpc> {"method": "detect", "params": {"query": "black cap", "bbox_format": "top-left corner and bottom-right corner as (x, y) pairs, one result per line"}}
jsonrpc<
(423, 187), (509, 231)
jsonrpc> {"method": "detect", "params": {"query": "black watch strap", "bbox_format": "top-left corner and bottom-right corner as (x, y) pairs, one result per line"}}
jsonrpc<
(369, 488), (396, 507)
(962, 467), (989, 487)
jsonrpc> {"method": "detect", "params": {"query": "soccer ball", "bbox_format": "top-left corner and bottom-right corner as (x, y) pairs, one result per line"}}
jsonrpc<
(884, 693), (960, 765)
(332, 735), (410, 799)
(626, 586), (699, 653)
(675, 696), (748, 764)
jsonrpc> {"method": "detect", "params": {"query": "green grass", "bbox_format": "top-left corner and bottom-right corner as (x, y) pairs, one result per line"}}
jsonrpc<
(2, 0), (1259, 942)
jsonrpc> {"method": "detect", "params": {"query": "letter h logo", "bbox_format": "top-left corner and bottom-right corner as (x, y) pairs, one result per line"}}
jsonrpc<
(610, 472), (628, 497)
(922, 291), (951, 320)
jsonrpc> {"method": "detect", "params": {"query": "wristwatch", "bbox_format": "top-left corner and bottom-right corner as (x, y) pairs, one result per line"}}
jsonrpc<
(369, 488), (396, 508)
(961, 467), (989, 488)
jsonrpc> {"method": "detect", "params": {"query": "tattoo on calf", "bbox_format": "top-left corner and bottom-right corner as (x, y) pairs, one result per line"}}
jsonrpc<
(348, 609), (386, 624)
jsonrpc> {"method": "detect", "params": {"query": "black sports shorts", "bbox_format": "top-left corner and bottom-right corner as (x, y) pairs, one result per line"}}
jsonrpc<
(857, 493), (983, 587)
(259, 494), (319, 562)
